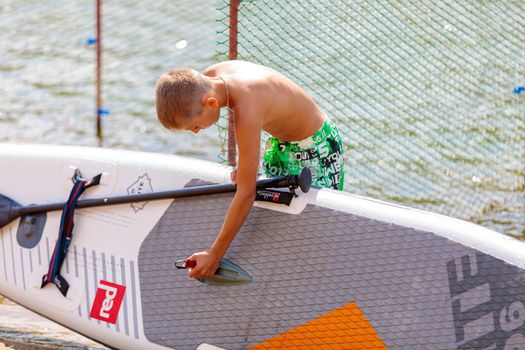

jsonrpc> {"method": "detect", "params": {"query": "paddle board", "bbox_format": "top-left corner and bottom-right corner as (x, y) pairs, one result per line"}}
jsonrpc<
(0, 143), (524, 350)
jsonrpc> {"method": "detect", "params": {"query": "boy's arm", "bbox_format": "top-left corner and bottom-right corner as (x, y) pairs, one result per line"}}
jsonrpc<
(187, 110), (261, 279)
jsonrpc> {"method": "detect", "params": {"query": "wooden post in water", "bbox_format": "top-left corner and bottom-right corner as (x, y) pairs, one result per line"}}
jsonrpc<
(95, 0), (103, 146)
(228, 0), (239, 166)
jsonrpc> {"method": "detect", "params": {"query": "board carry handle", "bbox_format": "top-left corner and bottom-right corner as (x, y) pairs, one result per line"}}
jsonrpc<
(0, 168), (312, 228)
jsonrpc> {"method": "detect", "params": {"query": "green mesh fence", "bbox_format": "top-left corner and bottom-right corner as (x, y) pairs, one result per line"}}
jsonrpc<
(217, 1), (525, 236)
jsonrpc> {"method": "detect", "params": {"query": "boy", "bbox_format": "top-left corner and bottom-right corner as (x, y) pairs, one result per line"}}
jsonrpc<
(156, 60), (344, 279)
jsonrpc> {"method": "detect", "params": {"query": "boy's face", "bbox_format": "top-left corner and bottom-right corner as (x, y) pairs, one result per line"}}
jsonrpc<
(183, 97), (221, 134)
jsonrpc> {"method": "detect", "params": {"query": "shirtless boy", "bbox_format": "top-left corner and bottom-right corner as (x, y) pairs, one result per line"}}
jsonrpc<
(156, 60), (344, 279)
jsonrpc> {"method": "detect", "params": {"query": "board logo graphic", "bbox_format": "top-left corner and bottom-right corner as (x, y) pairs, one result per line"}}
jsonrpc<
(89, 280), (126, 324)
(447, 252), (525, 349)
(127, 173), (154, 212)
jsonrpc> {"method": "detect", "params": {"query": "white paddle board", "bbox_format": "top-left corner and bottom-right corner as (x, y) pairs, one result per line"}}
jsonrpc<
(0, 143), (524, 350)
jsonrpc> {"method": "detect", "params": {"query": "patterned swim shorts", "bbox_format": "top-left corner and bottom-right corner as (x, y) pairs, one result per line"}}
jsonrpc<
(262, 117), (344, 190)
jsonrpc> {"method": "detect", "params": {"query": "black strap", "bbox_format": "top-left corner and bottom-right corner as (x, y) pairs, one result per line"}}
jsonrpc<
(41, 171), (101, 297)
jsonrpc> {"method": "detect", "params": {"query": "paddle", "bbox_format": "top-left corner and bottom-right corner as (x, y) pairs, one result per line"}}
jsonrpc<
(175, 258), (253, 286)
(0, 168), (312, 228)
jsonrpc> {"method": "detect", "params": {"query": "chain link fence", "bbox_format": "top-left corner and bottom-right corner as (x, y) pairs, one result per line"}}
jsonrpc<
(216, 0), (524, 236)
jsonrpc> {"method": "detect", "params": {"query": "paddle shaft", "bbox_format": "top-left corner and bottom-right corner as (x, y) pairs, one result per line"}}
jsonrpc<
(17, 175), (302, 217)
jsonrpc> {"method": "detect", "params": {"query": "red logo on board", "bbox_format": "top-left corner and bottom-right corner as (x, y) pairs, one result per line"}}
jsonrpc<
(89, 280), (126, 324)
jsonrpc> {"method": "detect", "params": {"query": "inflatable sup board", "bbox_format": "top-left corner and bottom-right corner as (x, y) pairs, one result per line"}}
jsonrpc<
(0, 143), (524, 350)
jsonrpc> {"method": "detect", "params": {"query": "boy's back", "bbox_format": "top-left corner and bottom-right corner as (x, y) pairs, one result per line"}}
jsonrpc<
(203, 61), (324, 142)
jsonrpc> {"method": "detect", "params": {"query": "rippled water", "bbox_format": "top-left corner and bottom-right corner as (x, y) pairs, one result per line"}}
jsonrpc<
(0, 0), (223, 159)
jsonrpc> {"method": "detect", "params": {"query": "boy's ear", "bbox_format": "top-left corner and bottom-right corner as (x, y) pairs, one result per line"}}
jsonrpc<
(207, 97), (219, 108)
(202, 92), (218, 108)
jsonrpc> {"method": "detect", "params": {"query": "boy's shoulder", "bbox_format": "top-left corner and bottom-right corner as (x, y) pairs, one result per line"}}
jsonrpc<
(203, 60), (269, 77)
(203, 61), (238, 74)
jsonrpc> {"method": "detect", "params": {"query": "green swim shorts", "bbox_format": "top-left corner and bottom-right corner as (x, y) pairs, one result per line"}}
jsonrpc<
(262, 117), (345, 191)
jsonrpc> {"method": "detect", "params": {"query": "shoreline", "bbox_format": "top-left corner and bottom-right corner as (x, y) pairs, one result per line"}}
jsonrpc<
(0, 298), (106, 350)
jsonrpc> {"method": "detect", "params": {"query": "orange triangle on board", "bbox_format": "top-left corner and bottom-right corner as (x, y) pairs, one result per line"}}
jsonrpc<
(250, 302), (387, 350)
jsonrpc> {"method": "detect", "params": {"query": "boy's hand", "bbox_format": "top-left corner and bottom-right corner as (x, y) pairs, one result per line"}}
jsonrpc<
(186, 251), (221, 279)
(230, 169), (237, 184)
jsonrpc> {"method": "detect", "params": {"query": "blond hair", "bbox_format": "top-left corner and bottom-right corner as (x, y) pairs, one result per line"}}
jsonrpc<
(155, 68), (212, 130)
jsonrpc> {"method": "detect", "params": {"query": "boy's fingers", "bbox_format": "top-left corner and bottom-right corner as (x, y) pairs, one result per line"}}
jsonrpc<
(230, 169), (237, 184)
(187, 266), (199, 278)
(185, 258), (196, 268)
(188, 265), (214, 279)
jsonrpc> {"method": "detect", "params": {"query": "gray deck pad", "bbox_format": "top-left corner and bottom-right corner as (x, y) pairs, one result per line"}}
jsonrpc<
(138, 193), (525, 349)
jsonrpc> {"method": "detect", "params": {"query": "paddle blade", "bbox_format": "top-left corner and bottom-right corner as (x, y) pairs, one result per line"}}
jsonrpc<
(200, 259), (253, 286)
(0, 194), (22, 227)
(175, 258), (253, 286)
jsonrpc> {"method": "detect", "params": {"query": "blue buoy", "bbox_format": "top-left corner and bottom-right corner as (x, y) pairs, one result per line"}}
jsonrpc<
(513, 86), (525, 94)
(86, 37), (97, 46)
(97, 108), (110, 116)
